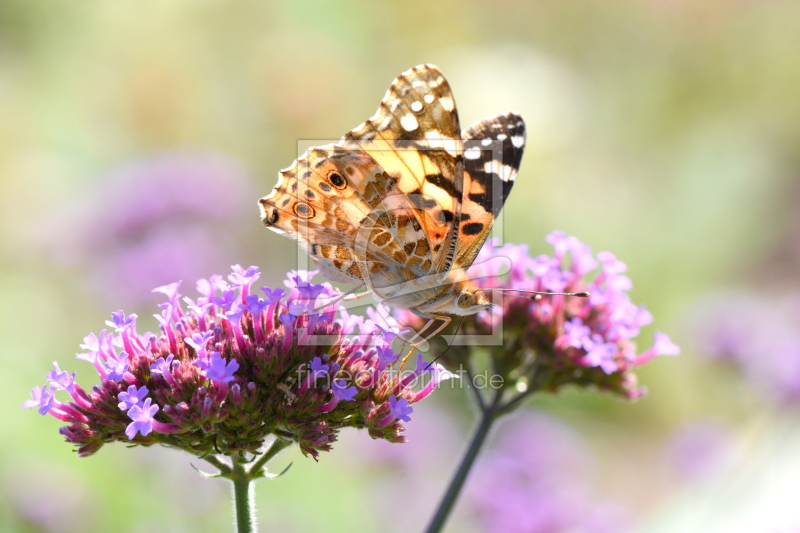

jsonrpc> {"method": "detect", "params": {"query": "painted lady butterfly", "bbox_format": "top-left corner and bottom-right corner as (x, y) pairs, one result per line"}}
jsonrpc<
(259, 64), (526, 340)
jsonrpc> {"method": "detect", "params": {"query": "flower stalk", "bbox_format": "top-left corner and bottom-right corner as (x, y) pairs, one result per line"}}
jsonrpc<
(424, 384), (503, 533)
(230, 457), (256, 533)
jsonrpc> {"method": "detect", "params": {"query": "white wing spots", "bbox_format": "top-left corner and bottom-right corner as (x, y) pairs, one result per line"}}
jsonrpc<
(511, 135), (525, 148)
(423, 94), (434, 104)
(464, 146), (482, 160)
(379, 115), (393, 129)
(401, 114), (419, 131)
(481, 137), (493, 146)
(496, 133), (507, 141)
(384, 97), (402, 113)
(410, 101), (423, 112)
(484, 159), (500, 177)
(484, 160), (515, 182)
(439, 96), (455, 112)
(425, 131), (459, 156)
(428, 76), (444, 88)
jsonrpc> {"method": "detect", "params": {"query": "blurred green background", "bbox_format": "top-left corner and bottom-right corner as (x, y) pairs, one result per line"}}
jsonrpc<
(4, 1), (800, 532)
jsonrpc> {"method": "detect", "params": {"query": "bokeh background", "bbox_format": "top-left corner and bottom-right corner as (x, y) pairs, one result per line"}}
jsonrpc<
(4, 1), (800, 532)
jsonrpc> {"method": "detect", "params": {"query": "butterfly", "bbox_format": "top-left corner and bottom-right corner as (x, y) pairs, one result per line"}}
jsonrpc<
(259, 64), (527, 342)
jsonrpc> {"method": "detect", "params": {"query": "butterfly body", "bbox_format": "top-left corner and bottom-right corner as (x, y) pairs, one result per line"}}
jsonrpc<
(260, 65), (525, 329)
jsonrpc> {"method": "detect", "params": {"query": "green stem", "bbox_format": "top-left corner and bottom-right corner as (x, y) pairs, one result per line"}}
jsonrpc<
(423, 386), (503, 533)
(202, 454), (232, 475)
(497, 388), (534, 416)
(227, 439), (292, 533)
(230, 454), (255, 533)
(464, 366), (486, 411)
(247, 437), (293, 477)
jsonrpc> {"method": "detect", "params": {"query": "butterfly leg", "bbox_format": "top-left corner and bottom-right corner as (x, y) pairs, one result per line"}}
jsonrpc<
(312, 284), (372, 312)
(398, 313), (451, 370)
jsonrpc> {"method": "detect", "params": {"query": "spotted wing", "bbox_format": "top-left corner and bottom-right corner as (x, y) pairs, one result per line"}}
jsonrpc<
(259, 147), (401, 285)
(453, 113), (526, 269)
(341, 64), (465, 275)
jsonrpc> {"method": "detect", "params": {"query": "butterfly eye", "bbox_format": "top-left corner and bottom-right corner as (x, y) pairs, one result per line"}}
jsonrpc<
(328, 171), (347, 189)
(457, 292), (473, 309)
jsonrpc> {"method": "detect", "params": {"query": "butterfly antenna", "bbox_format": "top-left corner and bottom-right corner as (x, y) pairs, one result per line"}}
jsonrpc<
(477, 288), (590, 300)
(425, 315), (466, 370)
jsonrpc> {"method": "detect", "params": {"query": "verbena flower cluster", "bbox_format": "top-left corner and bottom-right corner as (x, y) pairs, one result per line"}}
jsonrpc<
(23, 266), (451, 459)
(397, 232), (679, 398)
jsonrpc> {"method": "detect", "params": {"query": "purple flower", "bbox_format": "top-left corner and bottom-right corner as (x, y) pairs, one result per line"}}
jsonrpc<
(77, 332), (103, 363)
(278, 312), (298, 328)
(414, 363), (458, 402)
(332, 380), (358, 402)
(118, 385), (149, 411)
(105, 351), (130, 382)
(21, 385), (56, 415)
(283, 270), (319, 291)
(29, 266), (435, 459)
(196, 275), (224, 300)
(239, 294), (269, 316)
(195, 352), (239, 383)
(228, 265), (260, 289)
(261, 287), (286, 304)
(149, 354), (176, 375)
(561, 317), (591, 349)
(46, 362), (76, 394)
(388, 395), (413, 422)
(294, 279), (330, 302)
(152, 282), (181, 302)
(309, 357), (330, 380)
(184, 331), (214, 356)
(316, 379), (359, 413)
(212, 289), (237, 312)
(125, 398), (160, 440)
(583, 337), (619, 374)
(635, 331), (680, 364)
(376, 346), (399, 369)
(286, 301), (312, 317)
(106, 310), (137, 332)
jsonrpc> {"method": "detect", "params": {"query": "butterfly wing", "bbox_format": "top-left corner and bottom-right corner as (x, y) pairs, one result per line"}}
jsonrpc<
(260, 147), (400, 284)
(453, 113), (526, 269)
(260, 66), (518, 303)
(341, 64), (465, 276)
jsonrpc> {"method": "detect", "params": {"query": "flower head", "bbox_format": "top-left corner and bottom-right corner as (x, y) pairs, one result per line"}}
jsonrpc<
(26, 266), (439, 459)
(397, 234), (677, 399)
